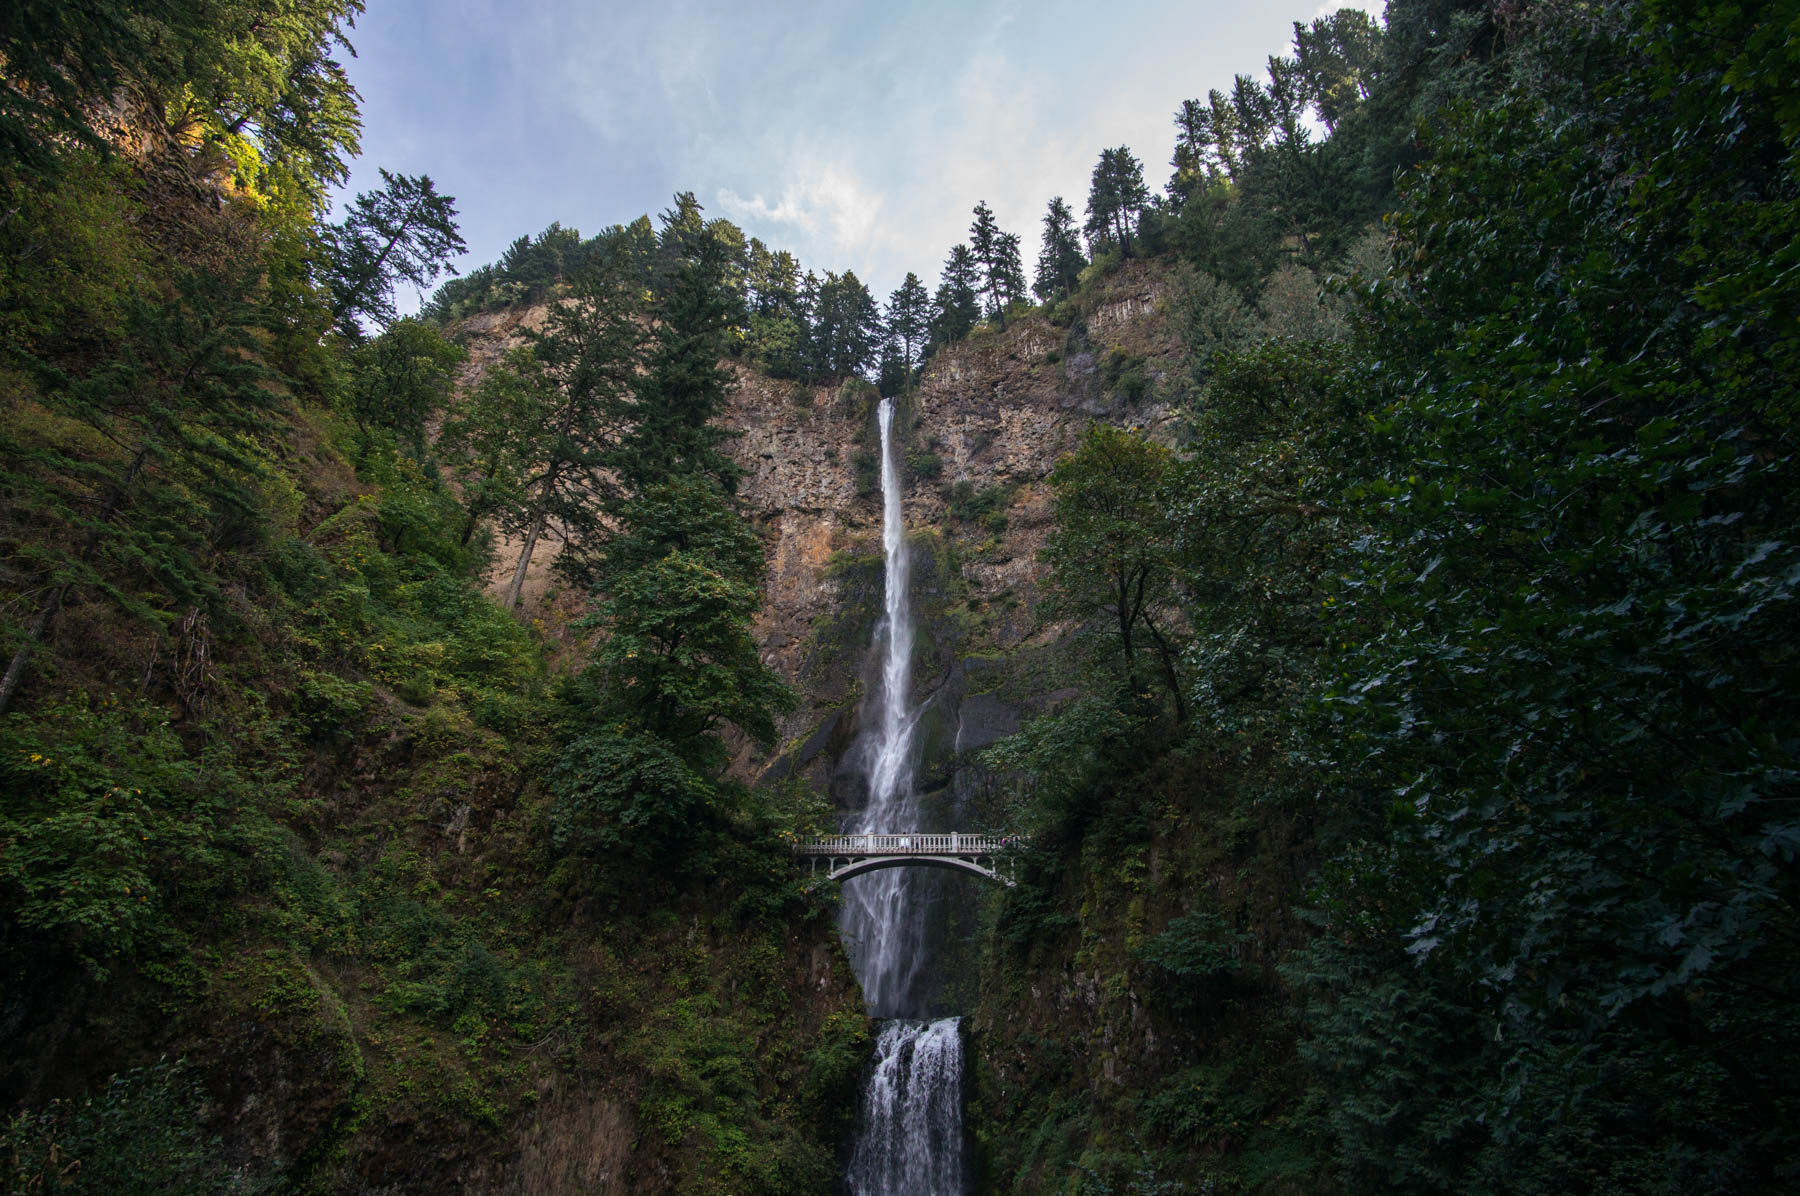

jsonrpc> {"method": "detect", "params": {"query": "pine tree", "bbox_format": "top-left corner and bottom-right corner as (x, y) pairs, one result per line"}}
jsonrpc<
(810, 271), (882, 379)
(885, 272), (931, 390)
(605, 203), (743, 497)
(439, 261), (638, 609)
(1034, 197), (1086, 302)
(994, 230), (1028, 310)
(323, 169), (467, 340)
(930, 245), (982, 349)
(968, 201), (1005, 323)
(1084, 146), (1151, 258)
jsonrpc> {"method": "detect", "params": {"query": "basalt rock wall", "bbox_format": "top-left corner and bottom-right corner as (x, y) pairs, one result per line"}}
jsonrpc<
(452, 258), (1187, 799)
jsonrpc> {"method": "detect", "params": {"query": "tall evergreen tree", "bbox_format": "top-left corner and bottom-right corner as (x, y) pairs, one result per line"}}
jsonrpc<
(810, 271), (882, 379)
(323, 169), (467, 340)
(1034, 196), (1087, 302)
(606, 203), (743, 496)
(885, 272), (931, 389)
(439, 261), (638, 609)
(994, 230), (1028, 310)
(1291, 9), (1382, 132)
(930, 245), (982, 349)
(968, 201), (1007, 325)
(1084, 146), (1151, 258)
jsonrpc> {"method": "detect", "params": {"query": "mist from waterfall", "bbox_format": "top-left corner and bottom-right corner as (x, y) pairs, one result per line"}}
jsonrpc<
(840, 397), (967, 1195)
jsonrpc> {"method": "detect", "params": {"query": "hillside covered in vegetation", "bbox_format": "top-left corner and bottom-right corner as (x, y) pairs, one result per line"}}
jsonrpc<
(3, 0), (1798, 1194)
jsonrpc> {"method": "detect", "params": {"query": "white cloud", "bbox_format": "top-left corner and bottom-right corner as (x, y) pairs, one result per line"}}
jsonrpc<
(716, 161), (885, 256)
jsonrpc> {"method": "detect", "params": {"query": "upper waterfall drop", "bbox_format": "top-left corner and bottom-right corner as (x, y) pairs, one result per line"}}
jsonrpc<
(863, 396), (916, 824)
(842, 395), (928, 1018)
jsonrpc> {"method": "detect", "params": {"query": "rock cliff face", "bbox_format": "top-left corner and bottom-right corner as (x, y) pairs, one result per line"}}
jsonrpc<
(452, 258), (1186, 796)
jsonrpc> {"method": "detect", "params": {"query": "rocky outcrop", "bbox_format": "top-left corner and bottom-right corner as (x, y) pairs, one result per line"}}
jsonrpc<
(448, 259), (1187, 792)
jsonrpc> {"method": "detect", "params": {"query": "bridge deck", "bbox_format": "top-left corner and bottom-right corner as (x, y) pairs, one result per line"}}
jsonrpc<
(793, 833), (1021, 886)
(793, 833), (1013, 857)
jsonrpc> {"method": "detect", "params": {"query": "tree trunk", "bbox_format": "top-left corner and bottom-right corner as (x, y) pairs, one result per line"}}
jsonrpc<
(0, 582), (69, 718)
(1142, 613), (1188, 723)
(503, 509), (546, 611)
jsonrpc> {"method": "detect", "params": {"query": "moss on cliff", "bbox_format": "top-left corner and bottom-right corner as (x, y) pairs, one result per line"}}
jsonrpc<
(965, 739), (1329, 1194)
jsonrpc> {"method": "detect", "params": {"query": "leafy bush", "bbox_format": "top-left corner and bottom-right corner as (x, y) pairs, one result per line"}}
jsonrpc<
(1100, 347), (1152, 403)
(904, 449), (942, 480)
(546, 730), (719, 861)
(0, 700), (268, 972)
(0, 1061), (248, 1195)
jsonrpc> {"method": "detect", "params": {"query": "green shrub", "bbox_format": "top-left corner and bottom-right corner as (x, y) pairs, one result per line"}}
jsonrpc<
(851, 450), (879, 497)
(1101, 347), (1153, 404)
(0, 1060), (248, 1195)
(905, 450), (942, 480)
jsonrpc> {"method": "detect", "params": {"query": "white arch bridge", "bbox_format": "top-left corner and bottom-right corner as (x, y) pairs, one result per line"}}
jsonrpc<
(794, 833), (1021, 887)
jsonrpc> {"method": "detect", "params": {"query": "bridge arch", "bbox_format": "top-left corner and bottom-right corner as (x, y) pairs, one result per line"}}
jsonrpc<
(793, 833), (1020, 889)
(825, 854), (1012, 886)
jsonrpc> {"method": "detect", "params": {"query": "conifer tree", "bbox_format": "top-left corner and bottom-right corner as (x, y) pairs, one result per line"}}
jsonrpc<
(440, 261), (638, 609)
(994, 230), (1028, 310)
(1084, 146), (1151, 258)
(604, 206), (743, 497)
(809, 271), (882, 379)
(1291, 8), (1382, 132)
(929, 245), (982, 349)
(885, 272), (931, 390)
(968, 201), (1005, 323)
(1034, 197), (1087, 302)
(324, 169), (467, 340)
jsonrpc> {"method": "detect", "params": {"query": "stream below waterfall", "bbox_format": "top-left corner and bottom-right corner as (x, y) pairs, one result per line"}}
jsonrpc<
(839, 397), (969, 1195)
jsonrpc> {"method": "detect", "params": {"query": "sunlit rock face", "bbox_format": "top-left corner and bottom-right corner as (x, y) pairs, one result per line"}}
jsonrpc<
(446, 258), (1184, 790)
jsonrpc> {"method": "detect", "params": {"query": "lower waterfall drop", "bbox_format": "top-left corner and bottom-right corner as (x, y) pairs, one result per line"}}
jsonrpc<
(846, 1018), (967, 1196)
(840, 397), (967, 1194)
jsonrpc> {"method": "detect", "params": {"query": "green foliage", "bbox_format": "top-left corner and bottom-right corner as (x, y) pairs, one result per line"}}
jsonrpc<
(1099, 348), (1152, 404)
(0, 698), (271, 973)
(605, 208), (744, 494)
(1289, 4), (1800, 1189)
(0, 0), (363, 195)
(593, 551), (794, 762)
(345, 318), (466, 458)
(547, 727), (719, 861)
(904, 449), (943, 481)
(1034, 196), (1088, 303)
(1171, 337), (1351, 755)
(1141, 1064), (1267, 1147)
(1084, 146), (1151, 258)
(1041, 424), (1186, 719)
(851, 449), (880, 497)
(929, 244), (983, 349)
(323, 170), (466, 339)
(1138, 911), (1248, 982)
(946, 479), (1013, 535)
(0, 1060), (250, 1195)
(984, 697), (1143, 840)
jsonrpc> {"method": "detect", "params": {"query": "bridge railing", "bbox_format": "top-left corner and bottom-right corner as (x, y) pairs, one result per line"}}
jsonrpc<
(792, 833), (1018, 856)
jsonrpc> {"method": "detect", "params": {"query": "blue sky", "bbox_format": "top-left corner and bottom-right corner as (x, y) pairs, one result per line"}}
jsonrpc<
(336, 0), (1337, 310)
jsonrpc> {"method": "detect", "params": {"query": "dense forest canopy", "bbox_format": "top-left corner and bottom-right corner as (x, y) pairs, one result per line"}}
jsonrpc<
(1, 0), (1796, 1192)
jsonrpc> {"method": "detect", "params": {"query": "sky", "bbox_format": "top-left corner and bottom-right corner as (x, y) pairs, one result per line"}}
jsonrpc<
(334, 0), (1338, 312)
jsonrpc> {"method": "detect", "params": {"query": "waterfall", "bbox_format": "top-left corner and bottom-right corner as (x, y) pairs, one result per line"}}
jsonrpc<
(842, 397), (927, 1015)
(841, 397), (967, 1195)
(845, 1018), (967, 1196)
